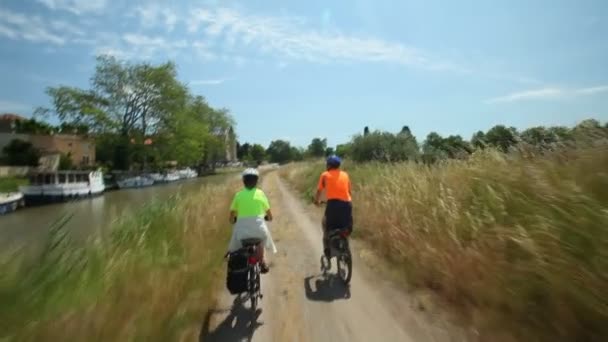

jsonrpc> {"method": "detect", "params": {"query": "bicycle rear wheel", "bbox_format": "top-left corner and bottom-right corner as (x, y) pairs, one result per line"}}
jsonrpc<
(337, 252), (352, 285)
(249, 267), (259, 310)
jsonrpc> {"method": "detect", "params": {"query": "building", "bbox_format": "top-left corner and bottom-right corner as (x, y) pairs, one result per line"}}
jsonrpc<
(0, 113), (27, 133)
(224, 126), (237, 162)
(0, 133), (96, 167)
(0, 113), (95, 167)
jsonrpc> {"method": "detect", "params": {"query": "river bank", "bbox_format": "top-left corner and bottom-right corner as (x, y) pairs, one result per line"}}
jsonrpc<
(0, 176), (28, 193)
(281, 145), (608, 341)
(0, 177), (238, 341)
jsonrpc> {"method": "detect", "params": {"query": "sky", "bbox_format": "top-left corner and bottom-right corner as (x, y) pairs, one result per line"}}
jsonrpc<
(0, 0), (607, 147)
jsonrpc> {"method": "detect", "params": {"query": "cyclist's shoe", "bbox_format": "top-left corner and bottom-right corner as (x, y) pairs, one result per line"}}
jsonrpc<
(260, 262), (270, 274)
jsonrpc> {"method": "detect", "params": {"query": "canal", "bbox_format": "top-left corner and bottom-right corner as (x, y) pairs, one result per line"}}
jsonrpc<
(0, 174), (230, 249)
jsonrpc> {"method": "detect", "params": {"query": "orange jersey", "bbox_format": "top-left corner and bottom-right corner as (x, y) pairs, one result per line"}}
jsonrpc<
(317, 169), (352, 202)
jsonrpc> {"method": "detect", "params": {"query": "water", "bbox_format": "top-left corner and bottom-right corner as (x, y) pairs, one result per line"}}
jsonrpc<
(0, 174), (229, 249)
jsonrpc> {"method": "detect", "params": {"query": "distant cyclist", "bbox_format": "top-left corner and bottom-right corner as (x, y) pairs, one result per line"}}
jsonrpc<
(228, 168), (276, 273)
(314, 155), (353, 258)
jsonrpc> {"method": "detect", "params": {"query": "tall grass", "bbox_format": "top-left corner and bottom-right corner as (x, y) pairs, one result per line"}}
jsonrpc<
(282, 146), (608, 341)
(0, 181), (237, 341)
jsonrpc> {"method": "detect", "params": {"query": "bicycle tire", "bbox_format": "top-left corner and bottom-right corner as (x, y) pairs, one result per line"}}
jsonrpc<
(249, 267), (258, 310)
(338, 252), (352, 285)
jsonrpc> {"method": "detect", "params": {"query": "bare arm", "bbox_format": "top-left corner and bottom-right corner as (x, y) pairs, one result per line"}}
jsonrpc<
(265, 209), (273, 221)
(315, 174), (325, 205)
(314, 189), (323, 205)
(229, 210), (237, 224)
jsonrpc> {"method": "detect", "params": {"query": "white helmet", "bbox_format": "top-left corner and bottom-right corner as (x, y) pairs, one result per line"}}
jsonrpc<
(242, 168), (259, 177)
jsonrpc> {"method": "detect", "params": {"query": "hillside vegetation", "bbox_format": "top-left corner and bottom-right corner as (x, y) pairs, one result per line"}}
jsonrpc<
(283, 141), (608, 341)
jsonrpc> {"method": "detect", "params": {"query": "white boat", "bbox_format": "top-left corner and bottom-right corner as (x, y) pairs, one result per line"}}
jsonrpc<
(19, 170), (105, 205)
(0, 192), (23, 215)
(116, 176), (155, 189)
(177, 168), (198, 179)
(149, 173), (165, 183)
(163, 172), (180, 182)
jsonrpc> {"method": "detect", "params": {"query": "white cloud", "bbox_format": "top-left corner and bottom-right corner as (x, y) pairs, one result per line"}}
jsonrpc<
(134, 4), (178, 32)
(36, 0), (107, 15)
(50, 19), (85, 36)
(0, 24), (17, 39)
(187, 7), (458, 71)
(94, 33), (189, 60)
(0, 8), (82, 45)
(190, 78), (230, 86)
(576, 85), (608, 95)
(0, 100), (31, 113)
(486, 85), (608, 103)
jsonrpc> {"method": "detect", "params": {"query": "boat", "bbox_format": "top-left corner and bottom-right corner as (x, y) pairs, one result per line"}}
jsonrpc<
(177, 168), (198, 179)
(163, 172), (180, 182)
(0, 192), (24, 215)
(149, 173), (166, 183)
(19, 170), (105, 205)
(116, 176), (155, 189)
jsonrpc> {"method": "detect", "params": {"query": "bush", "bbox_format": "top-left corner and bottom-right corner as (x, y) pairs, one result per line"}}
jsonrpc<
(0, 177), (29, 192)
(350, 130), (419, 162)
(1, 139), (40, 166)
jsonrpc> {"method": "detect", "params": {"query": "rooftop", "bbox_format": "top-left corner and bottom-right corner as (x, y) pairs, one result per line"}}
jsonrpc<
(0, 113), (27, 121)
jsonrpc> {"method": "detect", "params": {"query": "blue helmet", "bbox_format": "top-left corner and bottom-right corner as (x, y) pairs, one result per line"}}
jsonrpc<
(326, 155), (341, 168)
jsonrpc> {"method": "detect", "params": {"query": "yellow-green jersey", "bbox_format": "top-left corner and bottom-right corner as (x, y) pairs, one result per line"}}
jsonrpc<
(230, 188), (270, 218)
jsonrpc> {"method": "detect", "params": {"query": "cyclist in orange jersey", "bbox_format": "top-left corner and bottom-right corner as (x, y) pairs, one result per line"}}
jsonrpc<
(314, 155), (353, 258)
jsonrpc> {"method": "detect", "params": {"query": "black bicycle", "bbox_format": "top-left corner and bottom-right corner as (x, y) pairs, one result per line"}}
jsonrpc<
(238, 238), (263, 311)
(322, 228), (353, 285)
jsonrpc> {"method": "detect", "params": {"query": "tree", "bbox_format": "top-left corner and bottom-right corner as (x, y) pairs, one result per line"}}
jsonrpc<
(1, 139), (40, 166)
(520, 126), (559, 147)
(364, 126), (370, 136)
(290, 146), (305, 161)
(485, 125), (519, 152)
(325, 147), (335, 157)
(237, 142), (251, 160)
(335, 143), (352, 158)
(266, 140), (294, 164)
(422, 132), (448, 161)
(59, 153), (74, 170)
(249, 144), (266, 162)
(471, 131), (487, 149)
(14, 118), (56, 135)
(41, 55), (192, 170)
(307, 138), (327, 158)
(350, 129), (419, 162)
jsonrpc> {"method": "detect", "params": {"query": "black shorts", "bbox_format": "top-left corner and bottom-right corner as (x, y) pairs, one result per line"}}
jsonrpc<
(325, 200), (353, 231)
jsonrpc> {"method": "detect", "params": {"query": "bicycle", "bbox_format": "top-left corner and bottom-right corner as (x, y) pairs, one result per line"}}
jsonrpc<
(238, 238), (263, 311)
(225, 215), (270, 311)
(322, 228), (353, 285)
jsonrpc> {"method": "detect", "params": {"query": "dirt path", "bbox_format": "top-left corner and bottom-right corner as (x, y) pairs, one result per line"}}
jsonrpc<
(203, 172), (469, 342)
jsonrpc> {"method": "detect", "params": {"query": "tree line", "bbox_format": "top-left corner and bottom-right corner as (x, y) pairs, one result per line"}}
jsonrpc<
(239, 118), (608, 165)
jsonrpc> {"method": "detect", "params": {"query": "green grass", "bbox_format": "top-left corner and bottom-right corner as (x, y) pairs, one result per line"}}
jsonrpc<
(0, 180), (238, 341)
(0, 177), (28, 193)
(282, 146), (608, 341)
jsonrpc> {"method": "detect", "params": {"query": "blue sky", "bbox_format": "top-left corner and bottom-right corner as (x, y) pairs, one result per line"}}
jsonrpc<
(0, 0), (607, 147)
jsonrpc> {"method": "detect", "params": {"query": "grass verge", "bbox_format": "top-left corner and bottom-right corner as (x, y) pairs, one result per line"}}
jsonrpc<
(0, 176), (28, 193)
(281, 146), (608, 341)
(0, 180), (238, 341)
